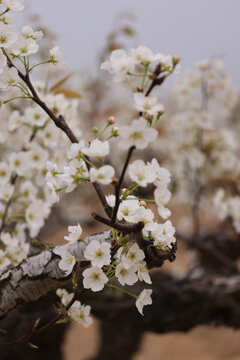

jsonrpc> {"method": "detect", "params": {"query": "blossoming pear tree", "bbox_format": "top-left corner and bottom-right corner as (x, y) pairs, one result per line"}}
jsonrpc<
(0, 0), (180, 345)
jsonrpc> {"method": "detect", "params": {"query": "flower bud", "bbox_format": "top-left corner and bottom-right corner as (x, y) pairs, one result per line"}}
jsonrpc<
(140, 200), (146, 207)
(172, 55), (180, 67)
(111, 126), (119, 137)
(92, 126), (98, 135)
(107, 115), (115, 125)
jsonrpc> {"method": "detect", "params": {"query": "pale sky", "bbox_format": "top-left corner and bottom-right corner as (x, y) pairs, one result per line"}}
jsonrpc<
(19, 0), (240, 85)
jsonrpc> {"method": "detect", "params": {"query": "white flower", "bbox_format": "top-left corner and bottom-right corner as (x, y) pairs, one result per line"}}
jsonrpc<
(154, 186), (171, 219)
(82, 266), (108, 292)
(115, 262), (138, 286)
(89, 165), (115, 185)
(46, 182), (60, 203)
(136, 289), (152, 315)
(128, 159), (155, 187)
(147, 158), (171, 187)
(124, 243), (145, 268)
(137, 261), (152, 284)
(8, 110), (24, 131)
(56, 288), (73, 306)
(130, 45), (161, 64)
(105, 194), (116, 207)
(0, 24), (17, 48)
(59, 160), (89, 193)
(119, 118), (158, 150)
(0, 49), (7, 73)
(100, 49), (134, 82)
(21, 25), (43, 41)
(132, 207), (155, 233)
(151, 220), (176, 249)
(67, 141), (85, 160)
(25, 107), (48, 127)
(57, 249), (75, 276)
(28, 145), (49, 169)
(4, 0), (24, 11)
(83, 139), (109, 158)
(0, 250), (11, 272)
(84, 240), (111, 267)
(0, 183), (14, 201)
(49, 46), (64, 65)
(0, 67), (19, 90)
(25, 200), (49, 237)
(64, 223), (83, 244)
(133, 93), (165, 116)
(0, 162), (11, 185)
(11, 37), (39, 56)
(69, 301), (93, 328)
(9, 151), (30, 175)
(117, 197), (139, 222)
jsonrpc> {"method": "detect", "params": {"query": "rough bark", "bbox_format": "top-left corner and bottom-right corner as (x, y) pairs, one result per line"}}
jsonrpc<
(90, 271), (240, 359)
(0, 231), (111, 318)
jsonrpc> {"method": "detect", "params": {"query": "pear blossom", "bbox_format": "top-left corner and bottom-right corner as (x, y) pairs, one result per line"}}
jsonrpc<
(0, 24), (17, 48)
(0, 67), (19, 90)
(84, 240), (111, 267)
(59, 160), (89, 193)
(133, 93), (165, 116)
(67, 141), (85, 160)
(119, 118), (158, 150)
(9, 151), (30, 175)
(151, 220), (176, 249)
(4, 0), (24, 11)
(25, 107), (48, 127)
(100, 49), (134, 82)
(28, 145), (48, 169)
(0, 13), (14, 26)
(0, 250), (11, 272)
(154, 186), (171, 219)
(0, 162), (11, 185)
(115, 262), (138, 286)
(64, 223), (83, 244)
(8, 110), (24, 131)
(132, 207), (155, 233)
(136, 289), (152, 315)
(105, 194), (116, 207)
(89, 165), (115, 185)
(82, 266), (108, 292)
(21, 25), (43, 41)
(128, 159), (155, 187)
(56, 288), (73, 306)
(11, 37), (39, 56)
(68, 301), (93, 328)
(0, 183), (14, 201)
(147, 158), (171, 187)
(82, 139), (109, 158)
(124, 243), (145, 268)
(130, 45), (161, 64)
(57, 249), (76, 276)
(46, 182), (60, 203)
(117, 197), (139, 222)
(0, 49), (7, 73)
(49, 46), (64, 65)
(137, 261), (152, 284)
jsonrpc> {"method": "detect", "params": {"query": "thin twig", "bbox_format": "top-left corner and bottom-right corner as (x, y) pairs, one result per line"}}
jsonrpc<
(111, 146), (135, 224)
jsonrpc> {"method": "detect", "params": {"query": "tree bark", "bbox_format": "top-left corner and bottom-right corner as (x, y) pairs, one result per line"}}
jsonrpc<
(0, 231), (111, 318)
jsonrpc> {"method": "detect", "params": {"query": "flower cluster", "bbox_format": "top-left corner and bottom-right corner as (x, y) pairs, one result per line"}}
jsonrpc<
(0, 1), (177, 328)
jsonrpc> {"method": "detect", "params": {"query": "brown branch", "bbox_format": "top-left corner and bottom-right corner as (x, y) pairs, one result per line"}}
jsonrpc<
(111, 145), (135, 224)
(0, 287), (86, 348)
(92, 212), (144, 234)
(5, 52), (112, 217)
